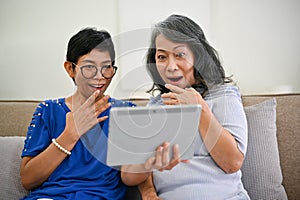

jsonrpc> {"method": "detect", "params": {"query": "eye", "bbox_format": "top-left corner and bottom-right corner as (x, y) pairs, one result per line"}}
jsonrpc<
(156, 55), (166, 61)
(175, 52), (186, 58)
(83, 65), (96, 69)
(102, 65), (112, 69)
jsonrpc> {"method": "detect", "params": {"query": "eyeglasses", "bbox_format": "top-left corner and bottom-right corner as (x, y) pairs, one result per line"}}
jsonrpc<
(72, 63), (117, 79)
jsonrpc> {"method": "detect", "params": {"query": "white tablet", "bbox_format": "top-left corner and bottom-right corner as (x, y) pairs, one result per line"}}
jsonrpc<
(107, 104), (202, 166)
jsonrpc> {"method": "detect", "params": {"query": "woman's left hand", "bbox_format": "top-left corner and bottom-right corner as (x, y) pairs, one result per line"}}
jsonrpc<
(121, 142), (187, 186)
(162, 84), (202, 105)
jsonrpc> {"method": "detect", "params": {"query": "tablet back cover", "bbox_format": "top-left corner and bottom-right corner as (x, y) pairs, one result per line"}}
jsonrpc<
(107, 104), (201, 166)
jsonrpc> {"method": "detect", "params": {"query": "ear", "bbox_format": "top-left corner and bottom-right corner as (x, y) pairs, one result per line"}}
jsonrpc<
(64, 61), (75, 78)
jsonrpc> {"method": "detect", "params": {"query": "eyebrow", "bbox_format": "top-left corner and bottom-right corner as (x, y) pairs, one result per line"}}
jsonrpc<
(81, 59), (111, 65)
(157, 45), (187, 52)
(173, 45), (187, 50)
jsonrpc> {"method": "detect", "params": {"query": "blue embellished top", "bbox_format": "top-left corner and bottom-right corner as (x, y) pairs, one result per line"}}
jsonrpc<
(21, 97), (135, 200)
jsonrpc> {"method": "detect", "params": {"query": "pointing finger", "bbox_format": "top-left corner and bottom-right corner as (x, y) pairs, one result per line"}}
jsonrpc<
(165, 84), (185, 94)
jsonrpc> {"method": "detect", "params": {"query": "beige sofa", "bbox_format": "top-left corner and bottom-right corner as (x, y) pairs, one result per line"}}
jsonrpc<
(0, 94), (299, 200)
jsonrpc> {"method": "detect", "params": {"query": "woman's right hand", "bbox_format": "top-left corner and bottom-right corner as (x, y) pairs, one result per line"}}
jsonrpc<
(65, 90), (111, 138)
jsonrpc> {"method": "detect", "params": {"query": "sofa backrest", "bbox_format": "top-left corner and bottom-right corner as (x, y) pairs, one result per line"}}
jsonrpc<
(0, 101), (40, 137)
(0, 94), (299, 199)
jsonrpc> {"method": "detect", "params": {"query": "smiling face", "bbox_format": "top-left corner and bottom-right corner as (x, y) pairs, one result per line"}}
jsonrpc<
(66, 49), (113, 101)
(155, 34), (196, 89)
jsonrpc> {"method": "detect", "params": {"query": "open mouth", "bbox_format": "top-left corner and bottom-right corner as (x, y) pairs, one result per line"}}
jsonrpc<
(90, 84), (104, 90)
(167, 76), (182, 83)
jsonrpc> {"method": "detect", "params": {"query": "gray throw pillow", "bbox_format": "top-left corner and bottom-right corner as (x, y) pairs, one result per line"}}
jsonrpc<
(241, 98), (287, 200)
(0, 136), (29, 199)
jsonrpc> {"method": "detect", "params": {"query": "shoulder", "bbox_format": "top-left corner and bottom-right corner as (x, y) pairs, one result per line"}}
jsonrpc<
(109, 97), (136, 107)
(34, 98), (67, 118)
(28, 98), (68, 136)
(204, 85), (241, 102)
(39, 98), (66, 110)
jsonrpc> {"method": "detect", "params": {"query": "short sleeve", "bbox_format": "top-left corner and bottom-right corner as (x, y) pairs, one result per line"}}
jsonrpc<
(21, 102), (51, 157)
(206, 86), (248, 155)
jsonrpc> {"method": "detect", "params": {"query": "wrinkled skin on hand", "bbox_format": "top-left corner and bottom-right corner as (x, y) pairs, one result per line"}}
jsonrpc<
(162, 84), (203, 105)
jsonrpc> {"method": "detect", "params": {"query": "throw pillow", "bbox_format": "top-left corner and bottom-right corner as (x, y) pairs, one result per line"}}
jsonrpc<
(241, 98), (287, 199)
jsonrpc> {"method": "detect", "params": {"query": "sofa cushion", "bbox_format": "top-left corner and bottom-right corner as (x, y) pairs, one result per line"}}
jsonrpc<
(0, 136), (29, 199)
(241, 98), (287, 199)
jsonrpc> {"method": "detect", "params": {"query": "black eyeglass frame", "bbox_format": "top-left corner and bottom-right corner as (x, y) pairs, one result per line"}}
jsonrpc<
(72, 62), (117, 79)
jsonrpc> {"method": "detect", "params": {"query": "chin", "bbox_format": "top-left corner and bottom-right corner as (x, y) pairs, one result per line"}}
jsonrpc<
(174, 83), (186, 89)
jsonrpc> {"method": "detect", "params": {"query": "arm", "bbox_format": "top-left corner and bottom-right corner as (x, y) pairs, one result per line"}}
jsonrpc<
(20, 123), (79, 190)
(198, 106), (244, 173)
(138, 175), (162, 200)
(20, 92), (110, 190)
(163, 84), (244, 173)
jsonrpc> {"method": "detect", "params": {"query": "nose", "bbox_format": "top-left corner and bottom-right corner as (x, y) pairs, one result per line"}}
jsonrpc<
(166, 56), (179, 71)
(93, 67), (104, 79)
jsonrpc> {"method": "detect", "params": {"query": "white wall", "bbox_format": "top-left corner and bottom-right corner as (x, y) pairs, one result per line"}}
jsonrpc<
(0, 0), (119, 100)
(109, 0), (210, 99)
(211, 0), (300, 94)
(0, 0), (299, 100)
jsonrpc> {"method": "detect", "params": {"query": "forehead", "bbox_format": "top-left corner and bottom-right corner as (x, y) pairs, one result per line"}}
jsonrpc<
(79, 49), (111, 63)
(155, 34), (189, 51)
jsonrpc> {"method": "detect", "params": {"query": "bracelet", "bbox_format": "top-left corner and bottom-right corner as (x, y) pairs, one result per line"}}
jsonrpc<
(52, 138), (71, 156)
